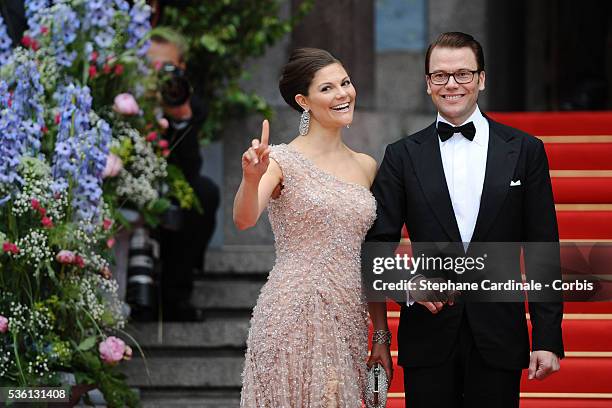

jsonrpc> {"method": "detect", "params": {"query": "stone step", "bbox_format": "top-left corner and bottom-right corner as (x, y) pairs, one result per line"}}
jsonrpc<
(140, 390), (240, 408)
(203, 245), (275, 275)
(191, 279), (263, 310)
(128, 318), (249, 349)
(123, 354), (243, 388)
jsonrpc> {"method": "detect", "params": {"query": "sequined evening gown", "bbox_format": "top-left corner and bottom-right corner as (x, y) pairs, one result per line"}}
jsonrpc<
(240, 144), (377, 408)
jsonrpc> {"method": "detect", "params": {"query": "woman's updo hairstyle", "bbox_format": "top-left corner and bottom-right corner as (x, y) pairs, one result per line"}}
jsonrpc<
(279, 48), (342, 113)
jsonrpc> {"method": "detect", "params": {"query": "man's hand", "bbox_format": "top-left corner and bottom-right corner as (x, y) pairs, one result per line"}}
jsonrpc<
(528, 350), (560, 380)
(411, 275), (460, 314)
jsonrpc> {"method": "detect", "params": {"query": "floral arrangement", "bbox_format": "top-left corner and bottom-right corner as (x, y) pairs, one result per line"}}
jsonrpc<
(0, 0), (199, 406)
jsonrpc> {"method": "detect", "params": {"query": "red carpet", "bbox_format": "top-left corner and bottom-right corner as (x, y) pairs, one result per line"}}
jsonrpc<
(373, 111), (612, 407)
(552, 178), (612, 204)
(544, 144), (612, 170)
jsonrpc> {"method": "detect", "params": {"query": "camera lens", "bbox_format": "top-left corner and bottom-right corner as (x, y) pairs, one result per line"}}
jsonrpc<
(126, 227), (159, 320)
(160, 63), (191, 107)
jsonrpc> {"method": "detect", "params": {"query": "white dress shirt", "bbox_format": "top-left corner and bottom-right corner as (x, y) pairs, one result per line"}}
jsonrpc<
(407, 106), (489, 305)
(438, 106), (489, 244)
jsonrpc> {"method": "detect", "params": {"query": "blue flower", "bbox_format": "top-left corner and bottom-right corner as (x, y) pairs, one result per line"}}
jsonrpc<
(114, 0), (130, 12)
(126, 0), (151, 57)
(0, 14), (13, 66)
(0, 80), (9, 107)
(24, 0), (49, 36)
(84, 0), (116, 55)
(54, 142), (71, 157)
(0, 51), (45, 203)
(11, 51), (45, 154)
(51, 84), (110, 226)
(94, 32), (114, 49)
(46, 4), (80, 67)
(0, 108), (25, 198)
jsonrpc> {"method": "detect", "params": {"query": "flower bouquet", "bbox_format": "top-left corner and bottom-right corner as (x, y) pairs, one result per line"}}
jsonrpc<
(0, 0), (199, 406)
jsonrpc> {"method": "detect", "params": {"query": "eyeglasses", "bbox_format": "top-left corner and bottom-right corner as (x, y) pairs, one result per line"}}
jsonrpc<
(427, 70), (479, 85)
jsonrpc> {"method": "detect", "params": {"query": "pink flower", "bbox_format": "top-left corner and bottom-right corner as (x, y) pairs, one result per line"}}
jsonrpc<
(114, 64), (124, 76)
(55, 113), (61, 124)
(90, 51), (99, 62)
(21, 36), (32, 47)
(2, 242), (19, 255)
(56, 250), (75, 264)
(103, 64), (112, 75)
(123, 345), (133, 361)
(40, 26), (49, 35)
(106, 237), (116, 249)
(41, 216), (54, 228)
(0, 316), (8, 333)
(88, 65), (97, 78)
(146, 131), (158, 142)
(100, 266), (112, 279)
(112, 93), (139, 116)
(103, 219), (113, 231)
(157, 118), (169, 129)
(162, 149), (171, 158)
(158, 139), (169, 149)
(74, 255), (85, 269)
(31, 198), (41, 210)
(99, 336), (126, 365)
(102, 153), (123, 178)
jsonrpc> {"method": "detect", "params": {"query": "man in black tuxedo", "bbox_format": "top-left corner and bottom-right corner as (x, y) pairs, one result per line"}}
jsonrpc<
(366, 32), (564, 407)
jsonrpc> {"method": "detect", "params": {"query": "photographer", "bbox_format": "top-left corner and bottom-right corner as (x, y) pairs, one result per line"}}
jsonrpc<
(147, 27), (220, 321)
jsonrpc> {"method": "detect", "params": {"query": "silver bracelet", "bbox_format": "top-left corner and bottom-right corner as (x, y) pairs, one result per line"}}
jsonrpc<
(372, 330), (392, 345)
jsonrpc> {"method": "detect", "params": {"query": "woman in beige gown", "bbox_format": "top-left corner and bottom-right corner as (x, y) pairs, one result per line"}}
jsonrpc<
(234, 48), (393, 407)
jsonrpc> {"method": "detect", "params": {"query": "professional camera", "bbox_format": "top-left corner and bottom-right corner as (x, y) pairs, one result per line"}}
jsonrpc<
(159, 63), (192, 107)
(126, 227), (160, 321)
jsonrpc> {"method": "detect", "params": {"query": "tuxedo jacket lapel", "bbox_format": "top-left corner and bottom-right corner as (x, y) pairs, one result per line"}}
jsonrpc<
(471, 119), (521, 242)
(408, 123), (462, 242)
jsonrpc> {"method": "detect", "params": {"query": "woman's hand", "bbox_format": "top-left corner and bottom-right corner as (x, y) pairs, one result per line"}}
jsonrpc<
(367, 342), (394, 382)
(242, 119), (271, 182)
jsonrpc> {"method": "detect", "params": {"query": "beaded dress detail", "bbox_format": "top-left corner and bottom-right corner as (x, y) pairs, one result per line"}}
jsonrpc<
(240, 144), (377, 408)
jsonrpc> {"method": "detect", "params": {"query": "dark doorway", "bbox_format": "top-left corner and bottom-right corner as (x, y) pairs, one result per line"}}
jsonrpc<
(487, 0), (612, 111)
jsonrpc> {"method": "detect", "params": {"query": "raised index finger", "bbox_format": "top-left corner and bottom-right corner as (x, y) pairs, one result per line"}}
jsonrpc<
(261, 119), (269, 146)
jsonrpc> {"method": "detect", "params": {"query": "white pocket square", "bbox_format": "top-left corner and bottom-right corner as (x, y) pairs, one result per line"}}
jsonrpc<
(510, 180), (521, 186)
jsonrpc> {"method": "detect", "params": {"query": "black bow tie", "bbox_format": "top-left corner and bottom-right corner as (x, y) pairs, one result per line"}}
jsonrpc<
(437, 121), (476, 142)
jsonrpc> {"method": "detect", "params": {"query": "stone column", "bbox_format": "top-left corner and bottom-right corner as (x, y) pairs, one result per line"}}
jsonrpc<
(290, 0), (375, 108)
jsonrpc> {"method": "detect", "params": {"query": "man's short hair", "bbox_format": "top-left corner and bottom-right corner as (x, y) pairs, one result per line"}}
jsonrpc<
(425, 32), (485, 74)
(149, 26), (189, 62)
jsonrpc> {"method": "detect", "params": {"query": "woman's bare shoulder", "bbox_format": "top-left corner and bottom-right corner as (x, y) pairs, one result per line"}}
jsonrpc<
(351, 151), (378, 183)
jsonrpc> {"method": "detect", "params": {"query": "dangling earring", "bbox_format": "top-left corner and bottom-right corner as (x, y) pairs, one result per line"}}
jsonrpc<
(346, 124), (350, 129)
(299, 108), (310, 136)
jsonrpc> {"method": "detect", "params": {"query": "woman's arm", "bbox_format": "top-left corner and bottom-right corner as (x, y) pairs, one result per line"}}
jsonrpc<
(233, 120), (283, 230)
(233, 161), (282, 229)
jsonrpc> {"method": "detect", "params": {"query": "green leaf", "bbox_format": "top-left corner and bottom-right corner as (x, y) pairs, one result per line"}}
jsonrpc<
(148, 198), (171, 214)
(78, 336), (98, 351)
(200, 34), (220, 52)
(46, 262), (58, 284)
(143, 211), (160, 228)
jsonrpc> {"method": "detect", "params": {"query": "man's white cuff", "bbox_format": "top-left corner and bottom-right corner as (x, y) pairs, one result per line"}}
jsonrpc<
(406, 274), (421, 307)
